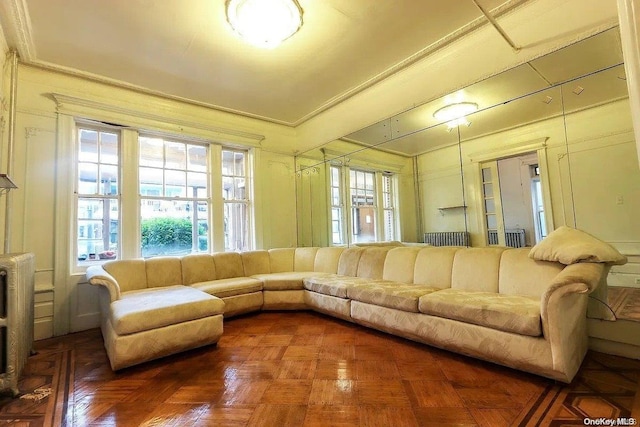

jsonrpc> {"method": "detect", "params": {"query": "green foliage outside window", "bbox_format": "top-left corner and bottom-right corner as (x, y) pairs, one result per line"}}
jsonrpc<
(141, 218), (206, 256)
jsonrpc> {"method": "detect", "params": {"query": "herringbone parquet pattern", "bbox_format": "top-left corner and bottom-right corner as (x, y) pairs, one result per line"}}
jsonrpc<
(3, 311), (640, 426)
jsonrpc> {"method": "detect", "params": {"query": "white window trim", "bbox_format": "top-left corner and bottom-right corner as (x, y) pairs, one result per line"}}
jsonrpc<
(74, 123), (122, 269)
(329, 164), (399, 246)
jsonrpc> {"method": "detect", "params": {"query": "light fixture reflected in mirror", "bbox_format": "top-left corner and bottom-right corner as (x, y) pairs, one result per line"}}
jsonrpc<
(226, 0), (303, 49)
(433, 102), (478, 130)
(0, 174), (17, 196)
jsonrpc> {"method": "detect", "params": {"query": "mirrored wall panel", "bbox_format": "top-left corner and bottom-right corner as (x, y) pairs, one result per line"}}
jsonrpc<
(295, 27), (637, 250)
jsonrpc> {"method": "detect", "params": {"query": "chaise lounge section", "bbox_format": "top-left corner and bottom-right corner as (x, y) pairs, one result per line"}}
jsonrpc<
(86, 227), (625, 382)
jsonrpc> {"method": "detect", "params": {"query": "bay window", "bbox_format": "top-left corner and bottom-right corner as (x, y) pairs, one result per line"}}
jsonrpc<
(73, 121), (254, 265)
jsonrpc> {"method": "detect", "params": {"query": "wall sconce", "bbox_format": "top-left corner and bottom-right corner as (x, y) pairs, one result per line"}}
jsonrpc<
(0, 174), (17, 196)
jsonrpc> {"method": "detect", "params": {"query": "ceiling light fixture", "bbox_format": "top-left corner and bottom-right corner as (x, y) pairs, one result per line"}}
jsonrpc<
(433, 102), (478, 130)
(226, 0), (303, 49)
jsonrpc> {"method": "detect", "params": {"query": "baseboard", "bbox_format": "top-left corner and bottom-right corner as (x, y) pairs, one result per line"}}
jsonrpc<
(589, 337), (640, 359)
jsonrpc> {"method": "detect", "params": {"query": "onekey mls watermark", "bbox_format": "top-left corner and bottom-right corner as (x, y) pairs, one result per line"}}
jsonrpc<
(584, 418), (637, 426)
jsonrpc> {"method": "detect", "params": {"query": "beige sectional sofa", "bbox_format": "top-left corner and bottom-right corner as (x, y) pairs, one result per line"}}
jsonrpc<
(86, 236), (620, 382)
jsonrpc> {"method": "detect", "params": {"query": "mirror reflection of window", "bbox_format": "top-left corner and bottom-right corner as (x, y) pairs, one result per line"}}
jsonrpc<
(350, 169), (377, 243)
(330, 165), (344, 245)
(530, 164), (547, 243)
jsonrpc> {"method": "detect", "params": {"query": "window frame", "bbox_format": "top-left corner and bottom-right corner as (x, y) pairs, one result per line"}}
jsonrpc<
(329, 164), (399, 246)
(138, 134), (211, 257)
(70, 119), (259, 270)
(73, 123), (122, 270)
(221, 148), (253, 252)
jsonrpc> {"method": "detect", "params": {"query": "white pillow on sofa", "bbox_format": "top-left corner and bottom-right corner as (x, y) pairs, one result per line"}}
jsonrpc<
(529, 226), (627, 265)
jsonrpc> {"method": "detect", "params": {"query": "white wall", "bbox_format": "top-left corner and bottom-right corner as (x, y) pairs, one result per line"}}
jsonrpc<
(417, 144), (467, 236)
(7, 64), (300, 338)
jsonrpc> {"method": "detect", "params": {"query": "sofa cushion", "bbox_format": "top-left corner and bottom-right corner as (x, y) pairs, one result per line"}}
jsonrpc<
(413, 247), (459, 289)
(146, 257), (183, 288)
(304, 274), (372, 298)
(356, 247), (392, 279)
(269, 248), (295, 273)
(451, 247), (506, 293)
(383, 247), (421, 283)
(212, 252), (245, 279)
(314, 247), (344, 273)
(181, 254), (216, 285)
(191, 277), (263, 298)
(294, 247), (319, 271)
(241, 250), (271, 276)
(337, 247), (365, 276)
(499, 248), (564, 298)
(111, 286), (225, 335)
(347, 281), (440, 313)
(103, 259), (147, 292)
(253, 271), (326, 290)
(419, 289), (541, 337)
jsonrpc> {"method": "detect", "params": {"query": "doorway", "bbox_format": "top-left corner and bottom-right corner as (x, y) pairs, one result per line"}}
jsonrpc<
(480, 152), (546, 247)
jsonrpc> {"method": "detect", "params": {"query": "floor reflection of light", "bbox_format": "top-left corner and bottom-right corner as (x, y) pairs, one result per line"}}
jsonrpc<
(224, 366), (239, 383)
(337, 361), (349, 380)
(337, 379), (352, 392)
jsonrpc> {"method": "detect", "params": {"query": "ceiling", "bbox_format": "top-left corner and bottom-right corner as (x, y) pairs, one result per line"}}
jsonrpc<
(0, 0), (529, 126)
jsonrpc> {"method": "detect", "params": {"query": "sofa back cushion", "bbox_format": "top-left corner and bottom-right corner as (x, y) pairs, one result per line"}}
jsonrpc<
(337, 247), (365, 276)
(314, 247), (345, 273)
(269, 248), (295, 273)
(357, 247), (392, 279)
(104, 259), (148, 292)
(413, 247), (459, 289)
(212, 252), (245, 279)
(181, 254), (216, 285)
(294, 247), (319, 271)
(499, 248), (564, 298)
(241, 250), (271, 276)
(146, 257), (183, 288)
(451, 247), (506, 292)
(383, 247), (421, 283)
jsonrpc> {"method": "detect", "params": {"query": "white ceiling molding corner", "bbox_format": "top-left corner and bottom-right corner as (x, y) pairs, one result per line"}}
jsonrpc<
(0, 0), (36, 61)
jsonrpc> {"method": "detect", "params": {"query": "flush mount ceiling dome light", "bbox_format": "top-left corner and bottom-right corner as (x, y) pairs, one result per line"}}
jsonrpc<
(433, 102), (478, 130)
(226, 0), (303, 49)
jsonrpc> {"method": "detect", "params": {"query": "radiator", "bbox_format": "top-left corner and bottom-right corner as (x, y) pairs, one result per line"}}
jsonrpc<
(488, 229), (527, 248)
(424, 231), (470, 247)
(0, 253), (35, 396)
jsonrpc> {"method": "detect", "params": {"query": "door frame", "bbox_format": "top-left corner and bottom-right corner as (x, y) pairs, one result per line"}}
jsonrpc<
(467, 138), (554, 246)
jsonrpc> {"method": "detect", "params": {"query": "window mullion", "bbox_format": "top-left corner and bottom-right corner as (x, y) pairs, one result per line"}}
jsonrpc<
(375, 172), (384, 241)
(121, 128), (140, 259)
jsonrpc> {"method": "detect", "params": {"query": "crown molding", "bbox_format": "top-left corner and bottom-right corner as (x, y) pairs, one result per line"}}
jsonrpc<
(50, 93), (266, 147)
(0, 0), (36, 61)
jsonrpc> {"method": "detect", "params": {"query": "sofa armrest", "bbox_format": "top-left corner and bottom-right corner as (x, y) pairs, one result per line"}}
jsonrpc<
(540, 262), (604, 381)
(86, 265), (122, 302)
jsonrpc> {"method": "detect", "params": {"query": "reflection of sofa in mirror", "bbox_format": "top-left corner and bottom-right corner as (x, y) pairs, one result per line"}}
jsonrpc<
(87, 229), (624, 382)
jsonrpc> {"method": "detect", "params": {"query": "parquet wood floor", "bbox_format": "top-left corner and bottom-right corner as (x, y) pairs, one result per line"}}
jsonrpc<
(3, 311), (640, 426)
(609, 287), (640, 322)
